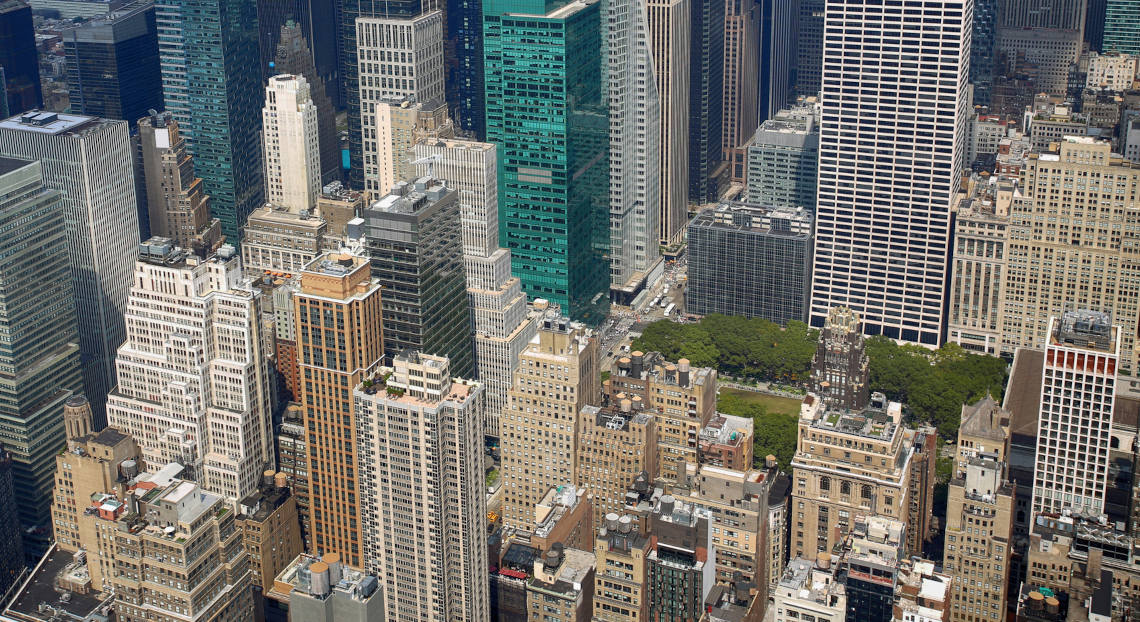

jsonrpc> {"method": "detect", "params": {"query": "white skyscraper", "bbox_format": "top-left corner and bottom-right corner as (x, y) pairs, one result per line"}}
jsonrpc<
(1032, 311), (1119, 517)
(107, 240), (274, 503)
(355, 351), (489, 621)
(263, 74), (321, 212)
(810, 0), (971, 346)
(356, 10), (445, 196)
(414, 138), (536, 439)
(0, 111), (141, 419)
(607, 0), (663, 303)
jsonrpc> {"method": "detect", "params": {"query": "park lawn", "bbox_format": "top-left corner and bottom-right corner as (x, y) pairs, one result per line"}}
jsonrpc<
(718, 388), (801, 417)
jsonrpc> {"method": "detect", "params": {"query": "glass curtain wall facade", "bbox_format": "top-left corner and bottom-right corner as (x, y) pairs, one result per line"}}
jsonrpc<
(484, 0), (609, 323)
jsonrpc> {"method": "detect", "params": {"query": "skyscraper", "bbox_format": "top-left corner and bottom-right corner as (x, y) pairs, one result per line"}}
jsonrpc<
(809, 306), (870, 411)
(484, 0), (610, 321)
(687, 0), (724, 203)
(264, 74), (322, 211)
(971, 0), (997, 106)
(363, 176), (473, 376)
(809, 0), (970, 345)
(355, 10), (446, 196)
(413, 138), (536, 440)
(647, 0), (690, 246)
(274, 21), (341, 185)
(453, 0), (484, 137)
(61, 0), (163, 126)
(295, 252), (384, 568)
(607, 0), (662, 302)
(757, 0), (795, 120)
(136, 111), (222, 254)
(744, 104), (818, 210)
(107, 240), (275, 502)
(157, 0), (263, 242)
(0, 156), (82, 546)
(500, 313), (599, 530)
(0, 0), (40, 115)
(1103, 0), (1140, 57)
(0, 111), (140, 420)
(794, 0), (823, 98)
(342, 0), (424, 190)
(355, 351), (489, 620)
(1032, 311), (1118, 517)
(998, 0), (1087, 29)
(722, 0), (760, 182)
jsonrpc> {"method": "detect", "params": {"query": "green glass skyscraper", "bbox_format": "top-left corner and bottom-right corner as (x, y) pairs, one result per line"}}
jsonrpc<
(157, 0), (263, 241)
(1105, 0), (1140, 54)
(484, 0), (609, 323)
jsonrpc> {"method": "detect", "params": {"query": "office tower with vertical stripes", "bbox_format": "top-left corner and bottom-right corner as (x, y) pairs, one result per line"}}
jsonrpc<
(0, 156), (82, 546)
(809, 0), (970, 345)
(687, 0), (724, 203)
(263, 74), (322, 211)
(0, 112), (140, 421)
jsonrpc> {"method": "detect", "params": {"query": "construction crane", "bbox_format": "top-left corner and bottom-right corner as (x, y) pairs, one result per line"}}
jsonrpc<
(409, 153), (443, 179)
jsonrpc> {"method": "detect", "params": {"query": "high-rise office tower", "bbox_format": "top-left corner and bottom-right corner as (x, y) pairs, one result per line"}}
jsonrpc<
(745, 104), (818, 210)
(363, 176), (473, 376)
(1000, 139), (1140, 372)
(972, 0), (997, 106)
(137, 111), (223, 254)
(0, 0), (40, 115)
(355, 351), (489, 620)
(264, 74), (322, 211)
(606, 0), (662, 303)
(1103, 0), (1140, 64)
(484, 0), (610, 322)
(836, 516), (905, 622)
(274, 21), (341, 185)
(810, 0), (970, 345)
(157, 0), (263, 242)
(107, 240), (274, 502)
(1032, 311), (1119, 517)
(0, 111), (140, 420)
(722, 0), (760, 182)
(62, 0), (162, 126)
(295, 252), (384, 568)
(0, 157), (83, 546)
(794, 0), (824, 98)
(757, 0), (795, 120)
(356, 10), (445, 195)
(648, 0), (690, 246)
(413, 138), (536, 440)
(810, 306), (870, 411)
(685, 202), (813, 324)
(454, 0), (484, 137)
(947, 178), (1012, 356)
(1087, 0), (1106, 50)
(944, 396), (1013, 622)
(342, 0), (424, 190)
(0, 447), (24, 583)
(687, 0), (724, 203)
(500, 314), (599, 530)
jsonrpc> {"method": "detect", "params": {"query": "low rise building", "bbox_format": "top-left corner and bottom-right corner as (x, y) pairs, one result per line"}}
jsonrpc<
(526, 544), (595, 622)
(240, 205), (337, 276)
(892, 559), (952, 622)
(698, 414), (754, 470)
(576, 402), (657, 528)
(837, 516), (906, 622)
(237, 473), (304, 599)
(770, 556), (847, 622)
(593, 514), (650, 621)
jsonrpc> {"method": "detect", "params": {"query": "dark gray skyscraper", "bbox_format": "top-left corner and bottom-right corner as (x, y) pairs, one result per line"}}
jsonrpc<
(794, 0), (823, 99)
(686, 201), (813, 325)
(0, 0), (41, 115)
(62, 0), (163, 126)
(688, 0), (724, 203)
(0, 157), (83, 553)
(363, 176), (473, 377)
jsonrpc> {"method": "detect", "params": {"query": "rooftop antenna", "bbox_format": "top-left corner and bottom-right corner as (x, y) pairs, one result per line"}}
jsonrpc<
(409, 153), (442, 179)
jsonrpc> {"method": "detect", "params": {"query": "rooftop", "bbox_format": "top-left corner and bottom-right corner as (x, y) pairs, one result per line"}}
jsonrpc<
(272, 553), (379, 604)
(699, 414), (751, 447)
(691, 201), (813, 237)
(368, 176), (452, 215)
(1050, 310), (1117, 352)
(3, 544), (114, 622)
(303, 253), (369, 278)
(0, 110), (101, 135)
(0, 155), (33, 176)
